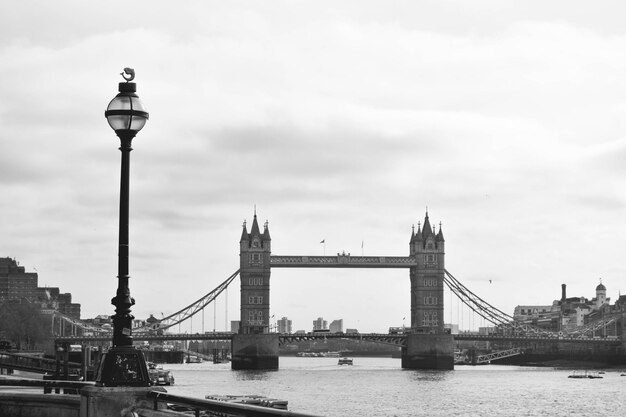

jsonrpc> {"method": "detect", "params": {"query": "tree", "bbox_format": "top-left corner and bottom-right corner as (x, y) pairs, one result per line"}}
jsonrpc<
(0, 300), (50, 350)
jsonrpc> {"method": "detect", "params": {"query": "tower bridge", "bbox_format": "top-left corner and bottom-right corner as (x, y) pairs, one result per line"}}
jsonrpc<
(235, 210), (451, 370)
(53, 210), (626, 371)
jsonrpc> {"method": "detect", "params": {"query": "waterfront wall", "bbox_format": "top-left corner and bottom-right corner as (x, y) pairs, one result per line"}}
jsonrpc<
(497, 349), (626, 366)
(143, 350), (185, 364)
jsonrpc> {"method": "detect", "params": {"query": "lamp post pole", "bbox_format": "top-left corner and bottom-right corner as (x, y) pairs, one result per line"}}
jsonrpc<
(113, 129), (134, 348)
(95, 69), (150, 387)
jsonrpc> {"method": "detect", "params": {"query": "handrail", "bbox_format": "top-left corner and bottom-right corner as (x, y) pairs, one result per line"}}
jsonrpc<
(0, 377), (94, 389)
(0, 376), (95, 395)
(146, 390), (322, 417)
(0, 352), (82, 374)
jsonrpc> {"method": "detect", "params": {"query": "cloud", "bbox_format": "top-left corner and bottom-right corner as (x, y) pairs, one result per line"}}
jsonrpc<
(1, 1), (626, 331)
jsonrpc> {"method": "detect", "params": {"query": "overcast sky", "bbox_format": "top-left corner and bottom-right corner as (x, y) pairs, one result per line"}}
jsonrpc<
(1, 1), (625, 333)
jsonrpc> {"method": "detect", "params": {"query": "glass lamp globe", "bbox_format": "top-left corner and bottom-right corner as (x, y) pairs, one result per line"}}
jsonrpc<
(105, 82), (149, 134)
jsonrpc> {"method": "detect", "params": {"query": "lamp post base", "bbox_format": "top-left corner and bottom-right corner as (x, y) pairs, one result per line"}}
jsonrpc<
(94, 346), (151, 387)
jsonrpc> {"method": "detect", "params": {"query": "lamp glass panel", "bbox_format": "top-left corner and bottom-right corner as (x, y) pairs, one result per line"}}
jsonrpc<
(107, 96), (132, 111)
(129, 117), (147, 131)
(107, 115), (131, 131)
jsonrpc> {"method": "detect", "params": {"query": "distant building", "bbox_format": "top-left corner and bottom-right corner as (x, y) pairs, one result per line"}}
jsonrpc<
(513, 281), (619, 335)
(329, 319), (343, 333)
(0, 257), (81, 319)
(478, 327), (495, 335)
(277, 317), (292, 333)
(346, 328), (359, 334)
(312, 317), (327, 331)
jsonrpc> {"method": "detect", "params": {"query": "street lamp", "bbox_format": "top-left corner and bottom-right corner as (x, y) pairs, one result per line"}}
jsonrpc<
(95, 68), (150, 387)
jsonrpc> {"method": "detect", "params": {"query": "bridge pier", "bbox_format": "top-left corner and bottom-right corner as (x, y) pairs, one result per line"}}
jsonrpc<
(401, 333), (454, 370)
(231, 334), (279, 370)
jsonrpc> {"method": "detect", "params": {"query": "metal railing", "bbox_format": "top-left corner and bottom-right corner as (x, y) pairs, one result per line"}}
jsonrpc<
(142, 391), (322, 417)
(0, 376), (94, 394)
(0, 378), (322, 416)
(0, 352), (82, 374)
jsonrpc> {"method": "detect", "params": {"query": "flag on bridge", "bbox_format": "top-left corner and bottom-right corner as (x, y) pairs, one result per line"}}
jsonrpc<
(320, 239), (325, 244)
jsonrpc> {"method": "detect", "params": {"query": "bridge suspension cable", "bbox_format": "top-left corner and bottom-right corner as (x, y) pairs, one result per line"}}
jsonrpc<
(134, 269), (240, 334)
(443, 269), (552, 336)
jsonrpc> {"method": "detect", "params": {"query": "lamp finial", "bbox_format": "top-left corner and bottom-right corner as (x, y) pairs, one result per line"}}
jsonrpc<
(121, 68), (135, 82)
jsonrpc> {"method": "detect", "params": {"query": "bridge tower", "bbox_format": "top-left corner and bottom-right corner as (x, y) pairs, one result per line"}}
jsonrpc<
(403, 211), (454, 369)
(232, 211), (279, 370)
(238, 212), (271, 334)
(409, 211), (445, 333)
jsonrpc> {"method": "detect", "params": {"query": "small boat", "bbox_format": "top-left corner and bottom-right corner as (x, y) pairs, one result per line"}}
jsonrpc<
(568, 370), (603, 379)
(148, 362), (175, 385)
(338, 357), (353, 365)
(206, 395), (288, 410)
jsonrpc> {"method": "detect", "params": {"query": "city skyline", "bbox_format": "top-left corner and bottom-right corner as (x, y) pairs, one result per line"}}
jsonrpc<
(2, 1), (626, 333)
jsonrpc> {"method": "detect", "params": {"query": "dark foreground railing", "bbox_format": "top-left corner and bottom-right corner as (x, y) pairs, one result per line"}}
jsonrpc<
(0, 378), (322, 417)
(0, 351), (82, 374)
(143, 391), (321, 417)
(0, 376), (94, 394)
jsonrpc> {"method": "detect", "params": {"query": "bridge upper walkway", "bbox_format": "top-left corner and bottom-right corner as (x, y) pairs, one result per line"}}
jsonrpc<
(270, 255), (416, 268)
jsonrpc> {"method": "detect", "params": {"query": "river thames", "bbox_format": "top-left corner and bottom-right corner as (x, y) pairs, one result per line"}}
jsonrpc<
(163, 357), (625, 416)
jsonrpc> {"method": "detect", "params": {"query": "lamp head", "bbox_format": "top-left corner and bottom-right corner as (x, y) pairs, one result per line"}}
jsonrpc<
(105, 69), (149, 137)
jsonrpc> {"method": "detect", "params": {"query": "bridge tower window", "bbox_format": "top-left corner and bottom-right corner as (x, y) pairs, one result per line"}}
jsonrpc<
(249, 253), (262, 265)
(248, 310), (263, 325)
(248, 296), (263, 304)
(424, 296), (438, 305)
(248, 277), (263, 286)
(422, 311), (438, 326)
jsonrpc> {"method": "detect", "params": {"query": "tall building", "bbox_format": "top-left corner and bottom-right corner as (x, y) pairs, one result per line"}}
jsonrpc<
(312, 317), (327, 331)
(277, 317), (292, 333)
(0, 257), (81, 319)
(329, 319), (343, 333)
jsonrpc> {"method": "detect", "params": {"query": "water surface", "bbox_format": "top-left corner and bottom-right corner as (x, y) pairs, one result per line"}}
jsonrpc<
(164, 357), (623, 416)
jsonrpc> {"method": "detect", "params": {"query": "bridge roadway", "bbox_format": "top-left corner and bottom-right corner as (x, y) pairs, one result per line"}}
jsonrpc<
(55, 332), (623, 348)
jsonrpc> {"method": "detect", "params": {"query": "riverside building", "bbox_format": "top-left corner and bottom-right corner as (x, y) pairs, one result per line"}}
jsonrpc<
(513, 281), (620, 335)
(0, 257), (80, 319)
